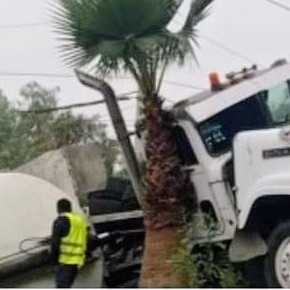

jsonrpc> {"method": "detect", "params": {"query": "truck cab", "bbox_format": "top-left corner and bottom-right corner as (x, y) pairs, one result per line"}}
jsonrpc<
(136, 59), (290, 287)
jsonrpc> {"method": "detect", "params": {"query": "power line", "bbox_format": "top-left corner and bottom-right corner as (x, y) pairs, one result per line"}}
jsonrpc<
(0, 18), (261, 68)
(0, 71), (75, 78)
(0, 71), (204, 90)
(174, 9), (261, 66)
(199, 34), (259, 65)
(19, 92), (137, 114)
(0, 15), (280, 67)
(0, 22), (47, 30)
(264, 0), (290, 12)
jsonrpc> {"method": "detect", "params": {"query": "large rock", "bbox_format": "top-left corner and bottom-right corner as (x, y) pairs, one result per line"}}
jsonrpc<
(14, 143), (107, 200)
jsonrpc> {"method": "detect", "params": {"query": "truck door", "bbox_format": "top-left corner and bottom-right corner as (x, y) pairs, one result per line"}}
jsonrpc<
(173, 123), (231, 241)
(234, 126), (290, 229)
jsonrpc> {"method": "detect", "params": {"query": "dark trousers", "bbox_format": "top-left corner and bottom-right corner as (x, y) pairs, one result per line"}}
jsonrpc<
(55, 264), (78, 288)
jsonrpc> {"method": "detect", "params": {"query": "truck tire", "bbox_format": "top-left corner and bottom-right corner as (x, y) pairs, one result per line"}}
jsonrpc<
(265, 221), (290, 288)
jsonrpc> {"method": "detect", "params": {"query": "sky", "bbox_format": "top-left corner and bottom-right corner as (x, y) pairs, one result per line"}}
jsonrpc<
(0, 0), (289, 137)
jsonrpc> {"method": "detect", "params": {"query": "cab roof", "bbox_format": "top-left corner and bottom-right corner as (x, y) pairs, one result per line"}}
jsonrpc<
(173, 61), (290, 123)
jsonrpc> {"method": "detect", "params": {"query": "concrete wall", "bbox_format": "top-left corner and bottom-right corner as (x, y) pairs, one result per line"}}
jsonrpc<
(14, 143), (107, 200)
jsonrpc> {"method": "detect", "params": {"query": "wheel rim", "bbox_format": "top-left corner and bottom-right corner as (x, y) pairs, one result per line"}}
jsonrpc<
(275, 237), (290, 287)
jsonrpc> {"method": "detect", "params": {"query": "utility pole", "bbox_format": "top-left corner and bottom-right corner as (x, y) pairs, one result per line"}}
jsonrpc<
(75, 69), (143, 206)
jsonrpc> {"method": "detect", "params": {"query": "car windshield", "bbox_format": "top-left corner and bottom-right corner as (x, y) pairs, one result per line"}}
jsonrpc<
(198, 79), (290, 156)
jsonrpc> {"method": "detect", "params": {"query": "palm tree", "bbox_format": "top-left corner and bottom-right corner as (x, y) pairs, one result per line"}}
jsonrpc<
(52, 0), (213, 287)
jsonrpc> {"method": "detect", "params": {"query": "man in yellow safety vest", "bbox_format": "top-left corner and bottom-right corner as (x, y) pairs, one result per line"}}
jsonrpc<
(51, 198), (88, 288)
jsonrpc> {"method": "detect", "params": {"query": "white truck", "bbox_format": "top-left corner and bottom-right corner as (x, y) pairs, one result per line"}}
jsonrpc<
(158, 59), (290, 288)
(78, 59), (290, 288)
(3, 59), (290, 287)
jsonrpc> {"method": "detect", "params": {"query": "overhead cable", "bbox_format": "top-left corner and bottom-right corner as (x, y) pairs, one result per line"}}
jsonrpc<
(264, 0), (290, 12)
(0, 71), (204, 90)
(0, 22), (47, 30)
(19, 93), (137, 114)
(199, 34), (259, 65)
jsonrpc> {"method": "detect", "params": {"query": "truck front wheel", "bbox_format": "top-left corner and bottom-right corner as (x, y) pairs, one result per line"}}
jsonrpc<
(265, 221), (290, 288)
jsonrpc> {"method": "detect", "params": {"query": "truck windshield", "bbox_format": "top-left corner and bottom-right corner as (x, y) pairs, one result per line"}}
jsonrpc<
(198, 79), (290, 156)
(198, 95), (268, 155)
(263, 80), (290, 125)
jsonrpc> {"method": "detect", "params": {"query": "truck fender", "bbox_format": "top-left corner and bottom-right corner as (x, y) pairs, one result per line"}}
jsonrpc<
(238, 175), (290, 229)
(229, 230), (268, 262)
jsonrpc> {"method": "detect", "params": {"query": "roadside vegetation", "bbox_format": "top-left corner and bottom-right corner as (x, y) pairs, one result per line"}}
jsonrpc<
(171, 215), (246, 288)
(0, 81), (121, 175)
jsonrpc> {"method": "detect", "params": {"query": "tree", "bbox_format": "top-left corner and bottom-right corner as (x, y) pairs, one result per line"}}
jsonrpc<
(53, 0), (214, 287)
(0, 91), (18, 169)
(0, 82), (118, 173)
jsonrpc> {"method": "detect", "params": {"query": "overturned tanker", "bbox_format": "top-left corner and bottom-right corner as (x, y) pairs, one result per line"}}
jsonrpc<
(0, 173), (103, 288)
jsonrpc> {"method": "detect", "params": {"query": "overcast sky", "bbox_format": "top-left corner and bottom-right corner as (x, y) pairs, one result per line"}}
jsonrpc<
(0, 0), (289, 136)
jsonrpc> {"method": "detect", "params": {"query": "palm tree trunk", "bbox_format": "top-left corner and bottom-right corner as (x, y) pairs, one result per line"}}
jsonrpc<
(140, 227), (183, 287)
(140, 98), (188, 287)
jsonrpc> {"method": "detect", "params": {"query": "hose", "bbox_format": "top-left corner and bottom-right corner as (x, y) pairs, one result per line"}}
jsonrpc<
(19, 236), (51, 256)
(0, 236), (51, 262)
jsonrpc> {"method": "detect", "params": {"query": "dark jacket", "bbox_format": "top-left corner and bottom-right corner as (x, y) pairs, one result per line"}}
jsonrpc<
(51, 215), (70, 264)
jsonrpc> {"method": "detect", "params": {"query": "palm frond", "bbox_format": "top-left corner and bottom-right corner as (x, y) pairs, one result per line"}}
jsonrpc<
(180, 0), (214, 38)
(52, 1), (183, 70)
(161, 0), (214, 65)
(52, 0), (214, 80)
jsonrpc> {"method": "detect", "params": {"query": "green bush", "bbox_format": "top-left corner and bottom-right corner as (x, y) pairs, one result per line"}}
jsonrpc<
(171, 215), (245, 288)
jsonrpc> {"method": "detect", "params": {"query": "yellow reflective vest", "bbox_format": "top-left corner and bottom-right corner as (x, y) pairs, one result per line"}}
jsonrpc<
(59, 212), (87, 267)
